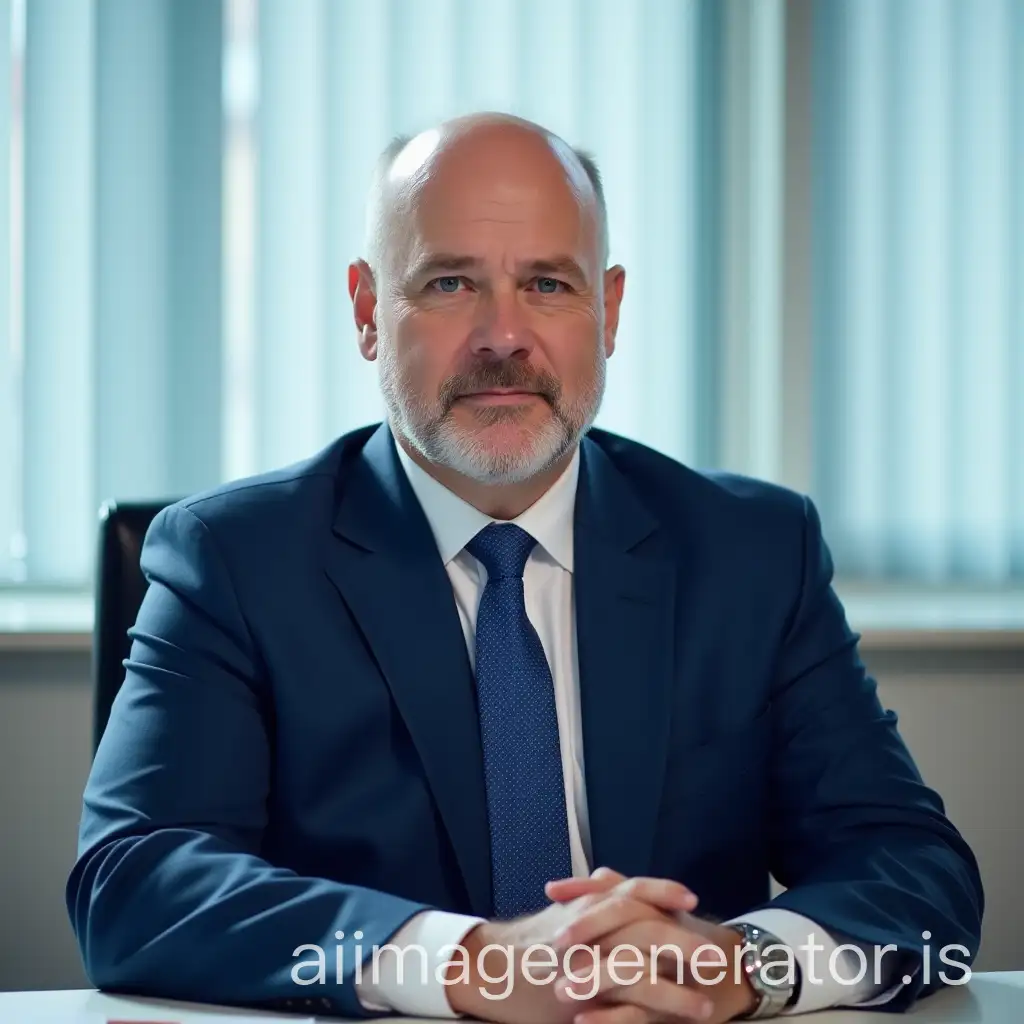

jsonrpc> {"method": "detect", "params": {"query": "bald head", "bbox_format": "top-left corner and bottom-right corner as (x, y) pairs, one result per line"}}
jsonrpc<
(363, 113), (609, 280)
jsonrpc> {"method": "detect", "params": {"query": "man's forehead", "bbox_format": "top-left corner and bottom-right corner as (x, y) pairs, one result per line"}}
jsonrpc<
(395, 211), (599, 283)
(373, 119), (605, 276)
(405, 179), (595, 266)
(414, 185), (590, 239)
(402, 248), (591, 281)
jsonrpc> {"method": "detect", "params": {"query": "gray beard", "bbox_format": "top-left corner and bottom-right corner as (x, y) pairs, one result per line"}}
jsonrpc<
(378, 343), (605, 485)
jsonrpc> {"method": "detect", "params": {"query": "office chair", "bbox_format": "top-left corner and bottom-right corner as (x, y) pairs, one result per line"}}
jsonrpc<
(91, 499), (177, 755)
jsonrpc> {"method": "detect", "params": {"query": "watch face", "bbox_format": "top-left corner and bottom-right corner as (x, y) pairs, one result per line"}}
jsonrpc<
(760, 943), (793, 968)
(749, 932), (797, 1001)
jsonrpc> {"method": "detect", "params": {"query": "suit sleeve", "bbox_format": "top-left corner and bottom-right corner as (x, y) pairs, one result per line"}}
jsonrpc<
(757, 495), (984, 1012)
(66, 503), (433, 1018)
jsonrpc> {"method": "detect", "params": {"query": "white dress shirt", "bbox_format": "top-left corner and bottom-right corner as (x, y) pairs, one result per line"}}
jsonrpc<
(355, 437), (904, 1016)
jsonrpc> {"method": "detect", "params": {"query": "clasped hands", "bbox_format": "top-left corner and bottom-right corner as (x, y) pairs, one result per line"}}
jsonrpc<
(447, 867), (758, 1024)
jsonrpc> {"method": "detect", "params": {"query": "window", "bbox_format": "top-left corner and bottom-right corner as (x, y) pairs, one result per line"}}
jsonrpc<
(1, 0), (1021, 628)
(812, 0), (1024, 585)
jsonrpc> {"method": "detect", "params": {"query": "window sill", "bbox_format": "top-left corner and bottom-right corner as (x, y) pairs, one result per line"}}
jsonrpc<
(0, 589), (93, 652)
(836, 581), (1024, 648)
(0, 584), (1023, 654)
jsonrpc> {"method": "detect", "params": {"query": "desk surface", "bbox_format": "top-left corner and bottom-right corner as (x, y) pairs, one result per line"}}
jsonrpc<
(1, 975), (1022, 1024)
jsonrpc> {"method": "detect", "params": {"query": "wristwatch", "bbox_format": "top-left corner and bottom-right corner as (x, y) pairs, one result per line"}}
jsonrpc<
(727, 922), (799, 1018)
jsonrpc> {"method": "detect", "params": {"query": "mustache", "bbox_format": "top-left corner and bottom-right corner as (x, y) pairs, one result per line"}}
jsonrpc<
(438, 362), (562, 411)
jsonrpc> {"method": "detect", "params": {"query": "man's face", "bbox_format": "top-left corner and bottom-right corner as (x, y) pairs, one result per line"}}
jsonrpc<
(363, 133), (623, 485)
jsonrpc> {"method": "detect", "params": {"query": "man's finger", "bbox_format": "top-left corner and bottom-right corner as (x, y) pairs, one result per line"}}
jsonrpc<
(570, 1005), (649, 1024)
(581, 918), (708, 987)
(553, 880), (697, 949)
(547, 878), (615, 902)
(615, 877), (698, 913)
(601, 972), (713, 1023)
(551, 896), (661, 954)
(548, 872), (697, 912)
(571, 1005), (649, 1024)
(591, 866), (626, 883)
(546, 866), (625, 901)
(556, 945), (713, 1022)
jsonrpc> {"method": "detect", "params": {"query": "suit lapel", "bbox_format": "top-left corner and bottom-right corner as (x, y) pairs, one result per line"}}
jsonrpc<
(323, 425), (492, 916)
(575, 437), (677, 878)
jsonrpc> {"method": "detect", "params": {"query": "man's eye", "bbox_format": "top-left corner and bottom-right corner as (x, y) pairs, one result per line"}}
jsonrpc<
(534, 277), (566, 294)
(431, 276), (464, 293)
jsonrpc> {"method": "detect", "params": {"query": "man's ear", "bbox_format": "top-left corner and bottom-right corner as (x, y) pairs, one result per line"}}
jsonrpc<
(602, 265), (626, 358)
(348, 259), (379, 360)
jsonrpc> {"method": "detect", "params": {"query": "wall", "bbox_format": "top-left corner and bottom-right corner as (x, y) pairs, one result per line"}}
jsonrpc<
(0, 651), (93, 991)
(0, 642), (1021, 992)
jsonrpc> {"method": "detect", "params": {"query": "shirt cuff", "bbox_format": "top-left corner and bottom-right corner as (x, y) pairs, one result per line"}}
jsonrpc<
(726, 908), (908, 1014)
(354, 909), (486, 1017)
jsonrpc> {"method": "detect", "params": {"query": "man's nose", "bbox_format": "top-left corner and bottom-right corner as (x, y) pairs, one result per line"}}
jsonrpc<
(469, 288), (535, 360)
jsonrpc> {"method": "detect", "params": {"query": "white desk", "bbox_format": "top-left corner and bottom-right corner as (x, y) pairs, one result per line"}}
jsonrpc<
(1, 976), (1022, 1024)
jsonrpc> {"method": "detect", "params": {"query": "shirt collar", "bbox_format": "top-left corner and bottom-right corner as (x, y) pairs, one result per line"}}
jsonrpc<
(393, 435), (579, 572)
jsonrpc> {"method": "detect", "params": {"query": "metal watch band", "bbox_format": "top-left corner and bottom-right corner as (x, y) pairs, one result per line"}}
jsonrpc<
(729, 922), (798, 1019)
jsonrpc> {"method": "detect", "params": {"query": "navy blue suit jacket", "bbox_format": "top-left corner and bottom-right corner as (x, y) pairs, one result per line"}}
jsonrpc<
(68, 424), (983, 1016)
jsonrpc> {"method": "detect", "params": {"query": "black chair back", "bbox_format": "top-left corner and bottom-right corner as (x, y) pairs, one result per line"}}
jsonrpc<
(91, 499), (176, 755)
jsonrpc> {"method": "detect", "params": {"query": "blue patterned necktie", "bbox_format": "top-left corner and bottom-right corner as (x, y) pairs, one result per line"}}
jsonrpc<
(466, 522), (573, 919)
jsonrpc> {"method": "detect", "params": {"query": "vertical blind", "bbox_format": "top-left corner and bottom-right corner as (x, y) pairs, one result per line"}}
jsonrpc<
(3, 0), (736, 586)
(5, 0), (222, 584)
(812, 0), (1024, 584)
(0, 0), (1020, 595)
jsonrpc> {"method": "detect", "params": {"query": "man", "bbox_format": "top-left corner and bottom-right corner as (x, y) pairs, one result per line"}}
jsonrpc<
(68, 114), (983, 1022)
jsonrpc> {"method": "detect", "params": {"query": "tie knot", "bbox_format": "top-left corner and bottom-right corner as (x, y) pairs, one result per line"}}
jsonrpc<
(467, 523), (537, 580)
